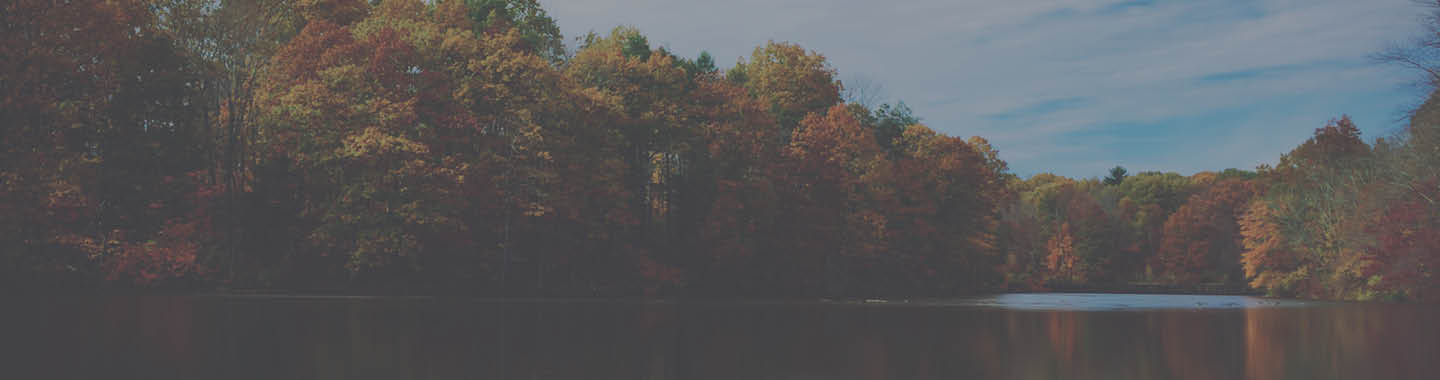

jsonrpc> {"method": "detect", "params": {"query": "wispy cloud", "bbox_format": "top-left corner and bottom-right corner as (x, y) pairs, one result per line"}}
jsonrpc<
(544, 0), (1427, 177)
(1098, 0), (1159, 15)
(984, 97), (1092, 121)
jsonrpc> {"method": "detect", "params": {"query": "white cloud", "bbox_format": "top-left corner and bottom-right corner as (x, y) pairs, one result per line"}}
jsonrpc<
(542, 0), (1427, 177)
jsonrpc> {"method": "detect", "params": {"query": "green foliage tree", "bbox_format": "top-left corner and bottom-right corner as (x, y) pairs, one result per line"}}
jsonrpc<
(463, 0), (566, 63)
(871, 101), (919, 153)
(693, 51), (717, 73)
(1104, 166), (1129, 186)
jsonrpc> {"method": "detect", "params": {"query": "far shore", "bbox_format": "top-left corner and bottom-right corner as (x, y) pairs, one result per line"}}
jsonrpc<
(2, 282), (1265, 301)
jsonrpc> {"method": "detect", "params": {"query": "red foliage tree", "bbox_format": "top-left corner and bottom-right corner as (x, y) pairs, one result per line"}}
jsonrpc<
(1158, 180), (1262, 284)
(775, 104), (886, 295)
(105, 172), (221, 285)
(1360, 178), (1440, 301)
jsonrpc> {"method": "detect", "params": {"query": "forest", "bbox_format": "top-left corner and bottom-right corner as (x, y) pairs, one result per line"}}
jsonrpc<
(3, 0), (1439, 302)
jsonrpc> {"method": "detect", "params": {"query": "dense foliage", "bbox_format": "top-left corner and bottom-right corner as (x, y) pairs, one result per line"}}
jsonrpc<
(3, 0), (1437, 301)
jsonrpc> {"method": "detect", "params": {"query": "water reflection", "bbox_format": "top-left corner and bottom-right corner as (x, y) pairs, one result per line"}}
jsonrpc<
(2, 295), (1436, 379)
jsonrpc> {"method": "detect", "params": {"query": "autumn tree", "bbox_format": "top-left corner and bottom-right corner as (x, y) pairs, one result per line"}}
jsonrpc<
(25, 0), (1431, 301)
(1109, 171), (1196, 279)
(563, 26), (703, 292)
(689, 78), (784, 294)
(1348, 177), (1440, 301)
(731, 41), (843, 130)
(1013, 178), (1124, 285)
(1058, 184), (1125, 284)
(1239, 201), (1309, 295)
(884, 125), (1007, 292)
(775, 105), (887, 295)
(1336, 92), (1440, 300)
(1046, 222), (1082, 283)
(1158, 180), (1263, 284)
(998, 199), (1048, 289)
(1241, 117), (1374, 298)
(1, 0), (224, 288)
(462, 0), (566, 63)
(253, 1), (445, 279)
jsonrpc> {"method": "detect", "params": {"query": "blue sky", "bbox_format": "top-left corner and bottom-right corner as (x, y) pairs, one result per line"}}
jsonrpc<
(544, 0), (1430, 178)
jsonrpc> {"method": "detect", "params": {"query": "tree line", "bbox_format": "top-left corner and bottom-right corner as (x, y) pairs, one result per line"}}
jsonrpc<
(3, 0), (1437, 301)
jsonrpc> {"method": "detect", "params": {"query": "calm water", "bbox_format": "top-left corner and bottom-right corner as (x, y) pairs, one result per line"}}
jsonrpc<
(4, 293), (1437, 380)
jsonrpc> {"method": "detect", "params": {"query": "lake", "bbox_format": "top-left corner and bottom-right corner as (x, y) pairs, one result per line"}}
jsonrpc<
(4, 293), (1437, 379)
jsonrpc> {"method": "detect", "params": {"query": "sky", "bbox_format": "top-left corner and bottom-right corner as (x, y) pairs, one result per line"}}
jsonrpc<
(544, 0), (1431, 178)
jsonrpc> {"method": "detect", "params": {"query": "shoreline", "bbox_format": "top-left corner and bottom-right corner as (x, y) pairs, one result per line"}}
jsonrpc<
(1, 286), (1265, 302)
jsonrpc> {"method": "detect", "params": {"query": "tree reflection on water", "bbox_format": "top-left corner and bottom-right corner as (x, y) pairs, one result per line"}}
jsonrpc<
(3, 295), (1436, 379)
